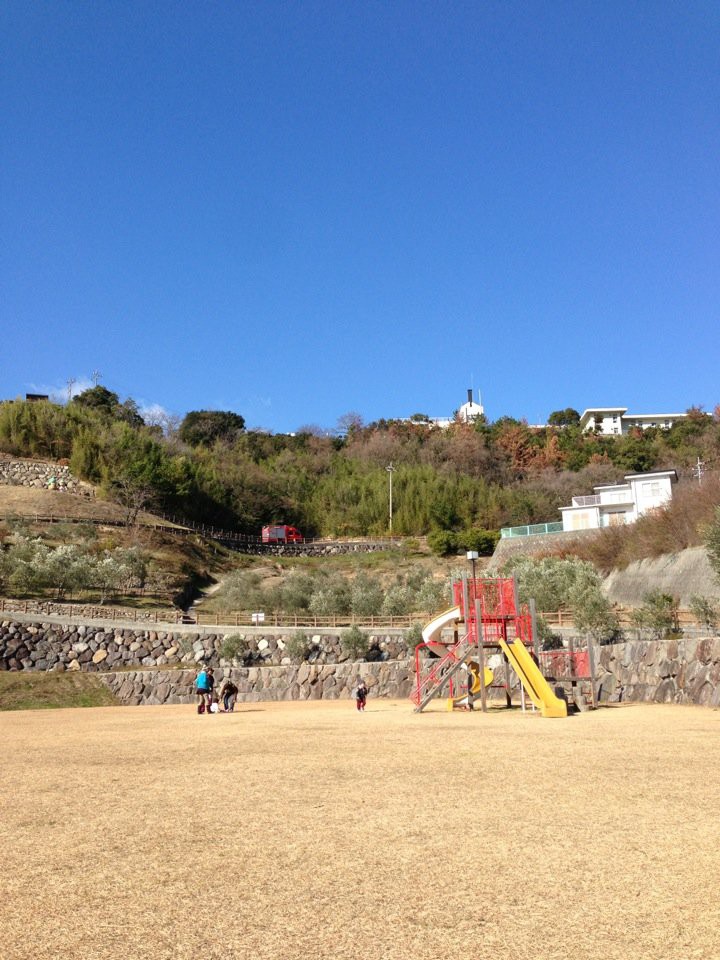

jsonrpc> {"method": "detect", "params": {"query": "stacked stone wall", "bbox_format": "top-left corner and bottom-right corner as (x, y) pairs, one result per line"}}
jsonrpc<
(0, 619), (411, 672)
(596, 637), (720, 707)
(100, 661), (414, 706)
(0, 457), (89, 493)
(3, 616), (720, 708)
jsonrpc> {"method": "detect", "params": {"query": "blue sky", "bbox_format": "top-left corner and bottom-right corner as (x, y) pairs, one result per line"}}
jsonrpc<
(2, 1), (719, 432)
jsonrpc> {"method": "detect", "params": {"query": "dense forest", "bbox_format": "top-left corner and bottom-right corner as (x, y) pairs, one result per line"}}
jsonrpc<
(1, 389), (719, 544)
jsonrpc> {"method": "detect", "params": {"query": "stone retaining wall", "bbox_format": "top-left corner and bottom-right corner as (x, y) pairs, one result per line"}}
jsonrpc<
(100, 661), (414, 705)
(3, 616), (720, 708)
(596, 636), (720, 707)
(0, 620), (411, 672)
(0, 457), (87, 493)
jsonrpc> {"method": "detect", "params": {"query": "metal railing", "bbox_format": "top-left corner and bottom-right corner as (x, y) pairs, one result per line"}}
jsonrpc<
(571, 495), (601, 507)
(500, 522), (564, 538)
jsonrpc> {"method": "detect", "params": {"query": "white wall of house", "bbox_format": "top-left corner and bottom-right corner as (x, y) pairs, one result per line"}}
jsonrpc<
(560, 471), (677, 532)
(628, 473), (674, 516)
(580, 407), (687, 436)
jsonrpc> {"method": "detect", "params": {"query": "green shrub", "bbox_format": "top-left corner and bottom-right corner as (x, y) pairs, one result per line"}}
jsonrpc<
(220, 633), (248, 662)
(689, 595), (719, 633)
(283, 631), (312, 663)
(703, 506), (720, 583)
(536, 616), (563, 649)
(458, 528), (499, 556)
(350, 574), (384, 617)
(400, 537), (421, 555)
(414, 577), (448, 614)
(641, 590), (679, 639)
(340, 624), (369, 660)
(629, 607), (652, 640)
(279, 572), (316, 613)
(309, 575), (352, 616)
(381, 584), (415, 615)
(427, 530), (459, 557)
(629, 592), (678, 640)
(404, 622), (425, 652)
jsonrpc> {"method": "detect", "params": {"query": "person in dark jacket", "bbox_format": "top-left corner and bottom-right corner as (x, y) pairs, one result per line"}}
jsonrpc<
(221, 678), (239, 713)
(355, 679), (368, 712)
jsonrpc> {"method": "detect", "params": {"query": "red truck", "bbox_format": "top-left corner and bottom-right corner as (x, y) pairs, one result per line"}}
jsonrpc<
(261, 524), (304, 544)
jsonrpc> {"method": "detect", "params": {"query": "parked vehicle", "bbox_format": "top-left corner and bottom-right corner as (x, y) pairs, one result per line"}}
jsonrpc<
(261, 524), (304, 544)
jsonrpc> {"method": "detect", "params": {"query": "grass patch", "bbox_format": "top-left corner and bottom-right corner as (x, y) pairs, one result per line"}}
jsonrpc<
(0, 671), (119, 711)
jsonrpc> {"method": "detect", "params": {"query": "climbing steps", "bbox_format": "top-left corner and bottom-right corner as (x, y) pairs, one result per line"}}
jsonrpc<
(411, 630), (475, 712)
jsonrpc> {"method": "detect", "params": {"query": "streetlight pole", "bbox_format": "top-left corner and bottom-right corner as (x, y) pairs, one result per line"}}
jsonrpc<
(466, 550), (487, 712)
(386, 463), (395, 533)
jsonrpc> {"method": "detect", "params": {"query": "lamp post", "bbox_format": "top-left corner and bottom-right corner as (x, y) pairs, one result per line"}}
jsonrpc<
(386, 463), (395, 533)
(466, 550), (487, 712)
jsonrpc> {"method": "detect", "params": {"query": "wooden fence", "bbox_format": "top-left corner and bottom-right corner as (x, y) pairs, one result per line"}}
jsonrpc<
(0, 598), (710, 632)
(0, 510), (406, 552)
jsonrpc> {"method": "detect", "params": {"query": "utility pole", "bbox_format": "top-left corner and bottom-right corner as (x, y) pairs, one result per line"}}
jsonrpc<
(693, 457), (705, 485)
(386, 463), (395, 533)
(66, 377), (76, 404)
(91, 369), (102, 386)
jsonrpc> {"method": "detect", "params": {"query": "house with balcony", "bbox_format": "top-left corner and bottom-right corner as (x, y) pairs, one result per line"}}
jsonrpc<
(579, 407), (688, 436)
(559, 470), (678, 531)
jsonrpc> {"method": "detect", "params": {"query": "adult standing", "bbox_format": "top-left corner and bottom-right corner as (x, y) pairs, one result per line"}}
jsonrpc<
(195, 666), (209, 713)
(205, 667), (216, 713)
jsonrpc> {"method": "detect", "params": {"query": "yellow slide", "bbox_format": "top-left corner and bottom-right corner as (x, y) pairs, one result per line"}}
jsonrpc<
(499, 638), (567, 718)
(448, 660), (493, 709)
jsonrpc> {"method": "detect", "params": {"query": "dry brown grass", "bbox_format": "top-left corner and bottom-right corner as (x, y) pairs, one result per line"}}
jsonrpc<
(1, 701), (719, 960)
(0, 486), (138, 523)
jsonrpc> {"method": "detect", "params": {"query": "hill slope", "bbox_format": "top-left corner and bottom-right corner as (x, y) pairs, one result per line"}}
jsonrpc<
(603, 546), (719, 606)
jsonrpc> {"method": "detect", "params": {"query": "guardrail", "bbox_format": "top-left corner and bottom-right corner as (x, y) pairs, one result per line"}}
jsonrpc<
(500, 522), (565, 538)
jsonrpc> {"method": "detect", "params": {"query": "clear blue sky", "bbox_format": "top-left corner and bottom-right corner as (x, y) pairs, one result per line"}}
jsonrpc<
(2, 1), (719, 431)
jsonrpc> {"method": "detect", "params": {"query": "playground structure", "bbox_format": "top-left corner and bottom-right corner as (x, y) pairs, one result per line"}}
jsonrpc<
(411, 576), (597, 716)
(447, 660), (494, 710)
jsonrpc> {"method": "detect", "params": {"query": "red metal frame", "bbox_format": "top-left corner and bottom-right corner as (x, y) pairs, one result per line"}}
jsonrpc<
(413, 577), (534, 708)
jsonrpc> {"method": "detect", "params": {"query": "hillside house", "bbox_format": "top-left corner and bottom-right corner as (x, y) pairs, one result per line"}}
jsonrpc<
(559, 470), (678, 531)
(579, 407), (688, 436)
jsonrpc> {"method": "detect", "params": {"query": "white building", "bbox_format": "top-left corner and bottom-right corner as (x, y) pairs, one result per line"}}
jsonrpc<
(429, 389), (485, 429)
(559, 470), (678, 531)
(579, 407), (688, 436)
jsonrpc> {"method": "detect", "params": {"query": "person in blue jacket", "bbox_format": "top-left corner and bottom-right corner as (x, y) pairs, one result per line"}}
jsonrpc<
(195, 666), (209, 712)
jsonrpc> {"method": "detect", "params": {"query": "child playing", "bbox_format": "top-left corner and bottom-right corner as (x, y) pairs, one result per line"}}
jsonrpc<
(355, 679), (368, 712)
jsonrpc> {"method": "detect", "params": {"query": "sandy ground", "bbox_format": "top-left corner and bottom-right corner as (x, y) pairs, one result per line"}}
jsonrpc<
(1, 700), (719, 960)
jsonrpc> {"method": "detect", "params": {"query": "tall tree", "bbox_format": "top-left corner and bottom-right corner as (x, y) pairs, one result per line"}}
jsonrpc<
(179, 410), (246, 447)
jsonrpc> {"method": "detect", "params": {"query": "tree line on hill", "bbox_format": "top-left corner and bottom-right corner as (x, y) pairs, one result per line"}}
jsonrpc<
(1, 389), (719, 552)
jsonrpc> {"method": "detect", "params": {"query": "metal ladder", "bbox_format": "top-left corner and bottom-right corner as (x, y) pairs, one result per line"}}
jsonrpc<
(411, 631), (475, 712)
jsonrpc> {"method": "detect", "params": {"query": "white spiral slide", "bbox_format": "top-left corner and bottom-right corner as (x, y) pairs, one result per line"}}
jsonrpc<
(421, 605), (462, 654)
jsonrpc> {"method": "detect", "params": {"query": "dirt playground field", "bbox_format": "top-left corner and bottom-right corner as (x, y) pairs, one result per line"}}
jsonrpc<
(1, 700), (719, 960)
